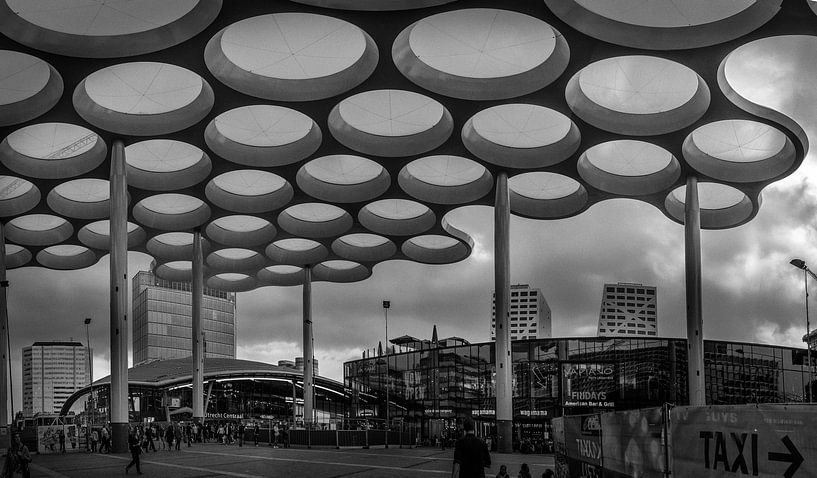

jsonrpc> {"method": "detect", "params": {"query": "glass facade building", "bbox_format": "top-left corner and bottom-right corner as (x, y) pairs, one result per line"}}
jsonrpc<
(61, 358), (354, 426)
(132, 270), (237, 364)
(344, 337), (815, 444)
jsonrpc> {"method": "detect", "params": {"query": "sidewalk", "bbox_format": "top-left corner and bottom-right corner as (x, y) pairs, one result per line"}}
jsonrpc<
(29, 444), (554, 477)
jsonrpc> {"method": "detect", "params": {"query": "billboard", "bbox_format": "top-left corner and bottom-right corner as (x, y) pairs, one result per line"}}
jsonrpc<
(37, 425), (80, 454)
(564, 414), (604, 477)
(601, 407), (666, 478)
(671, 404), (817, 478)
(562, 363), (617, 408)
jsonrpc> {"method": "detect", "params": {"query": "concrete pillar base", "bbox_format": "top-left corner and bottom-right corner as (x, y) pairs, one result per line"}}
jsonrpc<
(111, 423), (129, 453)
(496, 419), (513, 453)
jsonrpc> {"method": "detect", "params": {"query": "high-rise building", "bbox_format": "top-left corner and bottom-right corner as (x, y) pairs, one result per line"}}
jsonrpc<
(491, 284), (552, 340)
(597, 282), (658, 337)
(22, 341), (90, 416)
(132, 269), (237, 365)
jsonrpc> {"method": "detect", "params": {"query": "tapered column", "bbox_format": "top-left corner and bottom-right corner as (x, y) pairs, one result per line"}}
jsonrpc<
(302, 266), (314, 426)
(192, 229), (204, 422)
(0, 223), (10, 443)
(494, 172), (513, 453)
(685, 176), (706, 406)
(109, 140), (129, 452)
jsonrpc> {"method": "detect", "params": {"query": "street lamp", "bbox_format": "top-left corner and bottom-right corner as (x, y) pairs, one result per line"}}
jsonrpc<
(382, 300), (390, 449)
(789, 259), (814, 403)
(83, 317), (94, 449)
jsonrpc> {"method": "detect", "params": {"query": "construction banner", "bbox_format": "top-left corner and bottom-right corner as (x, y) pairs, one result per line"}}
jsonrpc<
(562, 414), (603, 477)
(671, 404), (817, 478)
(601, 407), (666, 478)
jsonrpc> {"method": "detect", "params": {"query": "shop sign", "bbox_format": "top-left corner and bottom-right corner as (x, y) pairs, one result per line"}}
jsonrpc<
(424, 408), (453, 417)
(472, 409), (495, 417)
(206, 412), (244, 419)
(562, 363), (617, 408)
(520, 410), (548, 417)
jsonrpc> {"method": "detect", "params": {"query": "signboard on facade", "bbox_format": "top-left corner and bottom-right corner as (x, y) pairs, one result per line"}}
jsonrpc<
(424, 408), (454, 417)
(671, 405), (816, 478)
(561, 363), (617, 408)
(206, 412), (245, 419)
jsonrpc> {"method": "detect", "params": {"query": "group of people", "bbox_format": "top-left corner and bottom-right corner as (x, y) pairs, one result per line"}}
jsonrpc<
(88, 426), (112, 453)
(494, 464), (554, 478)
(452, 418), (555, 478)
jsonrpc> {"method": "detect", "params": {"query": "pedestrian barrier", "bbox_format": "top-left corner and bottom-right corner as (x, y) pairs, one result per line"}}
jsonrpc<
(250, 425), (415, 449)
(552, 404), (817, 478)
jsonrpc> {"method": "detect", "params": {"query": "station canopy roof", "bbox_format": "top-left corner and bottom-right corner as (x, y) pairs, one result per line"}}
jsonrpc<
(0, 0), (811, 290)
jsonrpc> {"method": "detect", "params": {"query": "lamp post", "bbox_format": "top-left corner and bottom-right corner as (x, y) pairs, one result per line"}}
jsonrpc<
(84, 317), (94, 446)
(790, 258), (814, 403)
(382, 300), (390, 449)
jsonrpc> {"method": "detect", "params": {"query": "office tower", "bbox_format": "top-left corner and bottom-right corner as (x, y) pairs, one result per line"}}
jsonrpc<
(491, 284), (552, 340)
(132, 269), (237, 365)
(22, 341), (90, 416)
(597, 282), (658, 337)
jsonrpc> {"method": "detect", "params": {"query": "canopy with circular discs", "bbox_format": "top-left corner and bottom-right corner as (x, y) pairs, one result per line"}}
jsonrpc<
(0, 0), (813, 453)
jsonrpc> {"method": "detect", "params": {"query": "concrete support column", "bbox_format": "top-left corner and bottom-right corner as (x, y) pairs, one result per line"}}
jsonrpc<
(685, 176), (706, 406)
(192, 229), (204, 422)
(494, 172), (513, 453)
(109, 139), (129, 452)
(0, 223), (10, 444)
(302, 266), (314, 427)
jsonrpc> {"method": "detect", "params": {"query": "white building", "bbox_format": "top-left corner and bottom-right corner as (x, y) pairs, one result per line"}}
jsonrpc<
(491, 284), (552, 340)
(22, 341), (90, 416)
(597, 282), (658, 337)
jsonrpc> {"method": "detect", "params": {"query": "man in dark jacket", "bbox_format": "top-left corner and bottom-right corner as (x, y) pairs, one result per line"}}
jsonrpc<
(125, 428), (143, 475)
(453, 418), (491, 478)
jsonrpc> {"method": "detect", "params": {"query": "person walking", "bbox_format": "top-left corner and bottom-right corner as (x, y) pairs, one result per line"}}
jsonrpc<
(125, 429), (143, 475)
(495, 464), (510, 478)
(253, 423), (260, 446)
(452, 418), (491, 478)
(99, 426), (110, 453)
(174, 422), (182, 450)
(58, 429), (66, 453)
(165, 423), (175, 451)
(90, 428), (98, 453)
(157, 424), (165, 451)
(186, 423), (193, 447)
(146, 426), (156, 452)
(516, 464), (532, 478)
(3, 432), (32, 478)
(238, 422), (245, 447)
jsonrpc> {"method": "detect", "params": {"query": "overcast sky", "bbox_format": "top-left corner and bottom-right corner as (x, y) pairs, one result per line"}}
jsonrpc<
(7, 36), (817, 412)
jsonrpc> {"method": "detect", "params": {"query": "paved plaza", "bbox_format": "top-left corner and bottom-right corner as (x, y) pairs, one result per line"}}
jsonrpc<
(29, 445), (554, 478)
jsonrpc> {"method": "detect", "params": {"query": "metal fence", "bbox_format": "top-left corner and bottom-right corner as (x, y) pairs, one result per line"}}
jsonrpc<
(244, 418), (419, 449)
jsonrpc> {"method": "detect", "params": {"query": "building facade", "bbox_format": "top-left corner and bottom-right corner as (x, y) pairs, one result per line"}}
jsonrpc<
(491, 284), (552, 340)
(61, 358), (350, 425)
(597, 282), (657, 337)
(132, 270), (237, 365)
(345, 337), (815, 446)
(22, 342), (90, 416)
